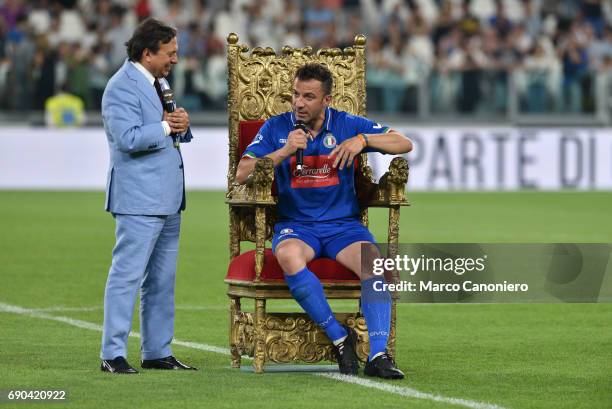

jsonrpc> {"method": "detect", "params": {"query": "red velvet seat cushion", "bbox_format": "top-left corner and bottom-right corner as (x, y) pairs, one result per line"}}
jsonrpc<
(226, 249), (359, 283)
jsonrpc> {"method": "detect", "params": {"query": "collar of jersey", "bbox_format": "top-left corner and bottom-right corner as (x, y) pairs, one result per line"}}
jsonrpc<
(290, 107), (333, 137)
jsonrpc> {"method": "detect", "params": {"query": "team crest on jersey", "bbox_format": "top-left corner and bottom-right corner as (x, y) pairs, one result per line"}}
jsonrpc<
(323, 133), (336, 149)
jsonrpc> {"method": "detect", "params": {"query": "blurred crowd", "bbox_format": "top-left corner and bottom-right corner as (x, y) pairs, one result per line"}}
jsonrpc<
(1, 0), (611, 114)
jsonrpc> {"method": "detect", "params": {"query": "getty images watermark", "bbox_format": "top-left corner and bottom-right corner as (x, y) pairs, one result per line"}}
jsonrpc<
(361, 244), (612, 303)
(371, 253), (529, 293)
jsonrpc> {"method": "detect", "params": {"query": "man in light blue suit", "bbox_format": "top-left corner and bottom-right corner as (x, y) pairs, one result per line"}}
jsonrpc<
(100, 18), (196, 374)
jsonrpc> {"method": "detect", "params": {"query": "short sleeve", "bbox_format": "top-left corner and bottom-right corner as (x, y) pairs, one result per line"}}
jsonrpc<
(242, 120), (276, 158)
(353, 115), (391, 136)
(351, 115), (391, 154)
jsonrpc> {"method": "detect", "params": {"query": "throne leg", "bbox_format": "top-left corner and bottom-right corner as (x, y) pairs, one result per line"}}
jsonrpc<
(387, 298), (397, 359)
(253, 299), (266, 374)
(229, 296), (241, 368)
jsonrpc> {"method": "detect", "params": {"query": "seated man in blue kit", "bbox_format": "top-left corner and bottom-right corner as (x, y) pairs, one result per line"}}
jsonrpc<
(235, 63), (412, 379)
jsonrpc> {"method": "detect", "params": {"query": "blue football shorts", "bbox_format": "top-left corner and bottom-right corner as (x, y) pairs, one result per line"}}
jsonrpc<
(272, 218), (376, 259)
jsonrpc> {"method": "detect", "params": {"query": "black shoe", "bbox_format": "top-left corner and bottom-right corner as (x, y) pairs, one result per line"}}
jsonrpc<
(141, 356), (197, 370)
(100, 357), (139, 374)
(333, 326), (359, 375)
(364, 352), (404, 379)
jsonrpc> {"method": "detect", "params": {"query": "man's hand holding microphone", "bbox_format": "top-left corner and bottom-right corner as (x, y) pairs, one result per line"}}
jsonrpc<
(163, 108), (190, 134)
(158, 77), (189, 147)
(282, 122), (313, 172)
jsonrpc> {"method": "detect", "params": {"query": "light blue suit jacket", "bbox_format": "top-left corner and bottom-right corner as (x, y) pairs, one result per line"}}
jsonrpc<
(102, 60), (192, 215)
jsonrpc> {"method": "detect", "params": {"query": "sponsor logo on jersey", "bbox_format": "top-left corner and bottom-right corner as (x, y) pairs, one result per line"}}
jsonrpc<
(290, 155), (339, 188)
(279, 228), (294, 235)
(323, 133), (336, 149)
(293, 164), (331, 178)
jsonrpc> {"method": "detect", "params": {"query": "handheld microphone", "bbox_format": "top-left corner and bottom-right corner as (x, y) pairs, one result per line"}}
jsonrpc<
(294, 120), (307, 173)
(158, 78), (180, 148)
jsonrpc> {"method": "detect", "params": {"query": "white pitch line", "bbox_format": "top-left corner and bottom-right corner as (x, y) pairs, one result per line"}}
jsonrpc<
(29, 303), (502, 312)
(27, 305), (229, 313)
(27, 304), (356, 313)
(29, 306), (103, 312)
(26, 305), (247, 313)
(0, 301), (508, 409)
(317, 374), (507, 409)
(0, 302), (230, 356)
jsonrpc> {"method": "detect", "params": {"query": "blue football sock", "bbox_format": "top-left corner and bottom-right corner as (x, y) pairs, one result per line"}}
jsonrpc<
(361, 276), (391, 360)
(285, 267), (347, 342)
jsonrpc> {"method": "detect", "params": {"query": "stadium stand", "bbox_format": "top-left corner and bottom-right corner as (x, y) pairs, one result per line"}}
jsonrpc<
(0, 0), (610, 121)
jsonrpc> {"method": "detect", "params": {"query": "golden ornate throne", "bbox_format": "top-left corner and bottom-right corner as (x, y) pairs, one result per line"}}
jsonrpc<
(224, 33), (410, 373)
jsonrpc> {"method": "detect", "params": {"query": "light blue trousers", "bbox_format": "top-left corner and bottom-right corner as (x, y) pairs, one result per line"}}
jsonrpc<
(100, 213), (181, 360)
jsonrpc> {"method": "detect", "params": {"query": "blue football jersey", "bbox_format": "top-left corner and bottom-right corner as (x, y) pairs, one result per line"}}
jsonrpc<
(242, 107), (390, 222)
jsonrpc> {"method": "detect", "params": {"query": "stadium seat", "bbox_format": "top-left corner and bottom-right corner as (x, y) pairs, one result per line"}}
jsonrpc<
(224, 33), (410, 373)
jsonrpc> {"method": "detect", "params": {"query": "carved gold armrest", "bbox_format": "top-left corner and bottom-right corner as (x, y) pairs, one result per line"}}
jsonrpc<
(358, 157), (410, 207)
(226, 157), (277, 205)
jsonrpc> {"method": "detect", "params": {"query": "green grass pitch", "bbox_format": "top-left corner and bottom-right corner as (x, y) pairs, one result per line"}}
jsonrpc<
(0, 191), (610, 409)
